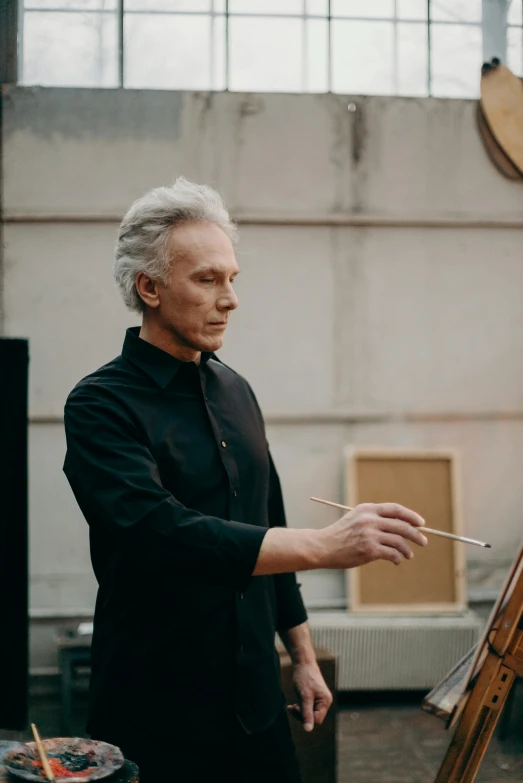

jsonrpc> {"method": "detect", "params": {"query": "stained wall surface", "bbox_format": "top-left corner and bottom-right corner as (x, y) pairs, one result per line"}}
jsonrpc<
(1, 89), (522, 657)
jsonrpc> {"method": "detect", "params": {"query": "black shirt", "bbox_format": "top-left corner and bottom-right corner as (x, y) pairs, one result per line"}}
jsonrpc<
(63, 327), (307, 739)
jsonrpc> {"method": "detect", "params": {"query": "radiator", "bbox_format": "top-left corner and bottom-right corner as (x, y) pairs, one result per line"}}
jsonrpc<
(308, 610), (483, 690)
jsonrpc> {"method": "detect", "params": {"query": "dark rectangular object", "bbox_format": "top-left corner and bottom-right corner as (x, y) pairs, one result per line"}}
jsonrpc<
(279, 648), (337, 783)
(0, 0), (18, 84)
(0, 338), (29, 730)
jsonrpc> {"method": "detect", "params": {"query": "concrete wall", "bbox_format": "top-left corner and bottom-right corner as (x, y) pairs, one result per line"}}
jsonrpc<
(1, 87), (523, 666)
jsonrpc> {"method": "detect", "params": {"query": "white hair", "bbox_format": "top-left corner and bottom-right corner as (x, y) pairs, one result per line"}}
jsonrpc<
(114, 177), (238, 313)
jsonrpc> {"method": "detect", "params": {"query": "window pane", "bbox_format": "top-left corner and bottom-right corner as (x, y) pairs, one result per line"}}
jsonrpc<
(214, 0), (226, 10)
(125, 0), (210, 9)
(508, 26), (523, 75)
(125, 14), (212, 89)
(397, 0), (428, 19)
(305, 18), (328, 91)
(332, 0), (394, 17)
(306, 0), (328, 15)
(397, 21), (428, 95)
(23, 11), (118, 86)
(508, 0), (523, 26)
(430, 0), (482, 23)
(331, 20), (394, 94)
(24, 0), (116, 8)
(229, 17), (302, 92)
(431, 23), (482, 97)
(228, 0), (303, 13)
(212, 13), (226, 89)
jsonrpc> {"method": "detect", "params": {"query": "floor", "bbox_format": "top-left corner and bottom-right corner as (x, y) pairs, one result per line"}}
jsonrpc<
(2, 690), (523, 782)
(339, 692), (523, 783)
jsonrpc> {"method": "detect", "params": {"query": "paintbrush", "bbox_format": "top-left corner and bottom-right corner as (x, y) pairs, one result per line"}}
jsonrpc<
(31, 723), (56, 783)
(310, 497), (491, 548)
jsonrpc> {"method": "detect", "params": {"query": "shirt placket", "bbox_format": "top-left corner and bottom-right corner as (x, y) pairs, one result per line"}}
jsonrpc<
(198, 366), (242, 522)
(200, 365), (248, 653)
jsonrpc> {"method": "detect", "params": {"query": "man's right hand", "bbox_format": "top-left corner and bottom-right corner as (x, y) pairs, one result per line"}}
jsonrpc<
(253, 502), (427, 576)
(316, 503), (427, 569)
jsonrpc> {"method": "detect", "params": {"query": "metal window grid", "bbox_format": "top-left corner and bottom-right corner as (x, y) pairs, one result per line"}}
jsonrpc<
(19, 0), (523, 95)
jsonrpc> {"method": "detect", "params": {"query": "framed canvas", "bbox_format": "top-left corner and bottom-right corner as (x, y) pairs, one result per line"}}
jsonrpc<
(345, 448), (467, 614)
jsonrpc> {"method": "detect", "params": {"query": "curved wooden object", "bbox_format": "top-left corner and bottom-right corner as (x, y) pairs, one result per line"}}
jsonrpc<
(480, 62), (523, 176)
(476, 102), (523, 180)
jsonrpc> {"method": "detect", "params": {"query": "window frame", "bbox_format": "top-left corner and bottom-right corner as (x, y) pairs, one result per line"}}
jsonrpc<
(18, 0), (523, 97)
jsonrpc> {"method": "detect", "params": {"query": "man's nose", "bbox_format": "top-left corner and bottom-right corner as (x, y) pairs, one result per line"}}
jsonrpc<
(219, 285), (239, 311)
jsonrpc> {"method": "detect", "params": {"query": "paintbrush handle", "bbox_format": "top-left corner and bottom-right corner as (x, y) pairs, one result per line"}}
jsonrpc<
(31, 723), (55, 783)
(309, 496), (490, 548)
(311, 497), (351, 512)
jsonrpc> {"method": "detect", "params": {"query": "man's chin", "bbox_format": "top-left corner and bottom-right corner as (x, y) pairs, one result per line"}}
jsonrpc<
(200, 335), (224, 353)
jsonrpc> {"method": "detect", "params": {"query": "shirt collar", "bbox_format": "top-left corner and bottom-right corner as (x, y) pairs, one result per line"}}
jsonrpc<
(121, 327), (214, 388)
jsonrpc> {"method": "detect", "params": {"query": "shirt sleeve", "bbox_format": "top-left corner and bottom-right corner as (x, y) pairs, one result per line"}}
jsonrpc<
(268, 451), (308, 632)
(63, 383), (267, 591)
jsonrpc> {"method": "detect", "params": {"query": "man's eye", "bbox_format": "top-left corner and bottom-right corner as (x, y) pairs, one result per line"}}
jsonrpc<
(201, 278), (214, 284)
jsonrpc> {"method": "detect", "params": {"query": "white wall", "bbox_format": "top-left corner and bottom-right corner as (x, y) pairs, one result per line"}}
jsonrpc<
(2, 87), (523, 633)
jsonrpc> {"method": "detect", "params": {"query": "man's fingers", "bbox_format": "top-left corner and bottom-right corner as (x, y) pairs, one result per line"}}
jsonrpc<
(301, 695), (315, 732)
(379, 532), (414, 561)
(288, 703), (327, 728)
(376, 502), (425, 528)
(376, 544), (404, 566)
(287, 704), (302, 722)
(289, 693), (333, 728)
(378, 518), (428, 547)
(313, 691), (333, 726)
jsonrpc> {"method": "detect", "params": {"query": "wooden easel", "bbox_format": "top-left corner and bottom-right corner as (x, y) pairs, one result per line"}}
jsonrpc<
(423, 545), (523, 783)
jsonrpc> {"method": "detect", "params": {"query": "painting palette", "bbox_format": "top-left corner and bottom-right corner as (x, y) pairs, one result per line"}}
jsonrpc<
(3, 738), (124, 783)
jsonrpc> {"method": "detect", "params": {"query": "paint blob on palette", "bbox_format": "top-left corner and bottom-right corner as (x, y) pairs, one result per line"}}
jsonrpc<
(4, 739), (124, 782)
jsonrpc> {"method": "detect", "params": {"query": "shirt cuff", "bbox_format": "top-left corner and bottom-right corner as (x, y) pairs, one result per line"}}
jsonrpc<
(275, 580), (308, 632)
(218, 520), (268, 592)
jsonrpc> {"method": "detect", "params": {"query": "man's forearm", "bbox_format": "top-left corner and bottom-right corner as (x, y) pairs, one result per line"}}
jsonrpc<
(253, 527), (325, 575)
(279, 621), (317, 666)
(253, 503), (427, 576)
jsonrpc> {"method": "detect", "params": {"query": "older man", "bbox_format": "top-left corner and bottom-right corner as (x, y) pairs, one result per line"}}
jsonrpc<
(63, 178), (426, 783)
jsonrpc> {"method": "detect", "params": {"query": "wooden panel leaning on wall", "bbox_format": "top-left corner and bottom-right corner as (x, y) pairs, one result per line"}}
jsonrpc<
(344, 448), (466, 614)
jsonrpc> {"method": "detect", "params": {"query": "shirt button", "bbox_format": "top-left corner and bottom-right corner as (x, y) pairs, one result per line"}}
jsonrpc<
(239, 592), (244, 600)
(240, 644), (244, 652)
(233, 489), (238, 497)
(221, 441), (227, 448)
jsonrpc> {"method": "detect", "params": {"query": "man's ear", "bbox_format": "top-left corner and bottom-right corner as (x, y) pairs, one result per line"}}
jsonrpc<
(135, 272), (160, 309)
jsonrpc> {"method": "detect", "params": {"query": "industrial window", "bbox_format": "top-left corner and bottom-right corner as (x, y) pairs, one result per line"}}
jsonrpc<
(20, 0), (523, 97)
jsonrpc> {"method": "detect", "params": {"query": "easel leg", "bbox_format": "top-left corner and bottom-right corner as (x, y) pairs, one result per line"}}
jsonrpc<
(434, 671), (516, 783)
(498, 677), (518, 741)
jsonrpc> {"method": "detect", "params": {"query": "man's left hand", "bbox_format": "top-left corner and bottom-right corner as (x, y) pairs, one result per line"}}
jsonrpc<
(287, 662), (333, 732)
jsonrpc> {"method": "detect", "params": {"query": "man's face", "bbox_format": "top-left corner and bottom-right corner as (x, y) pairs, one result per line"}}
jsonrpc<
(153, 221), (239, 354)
